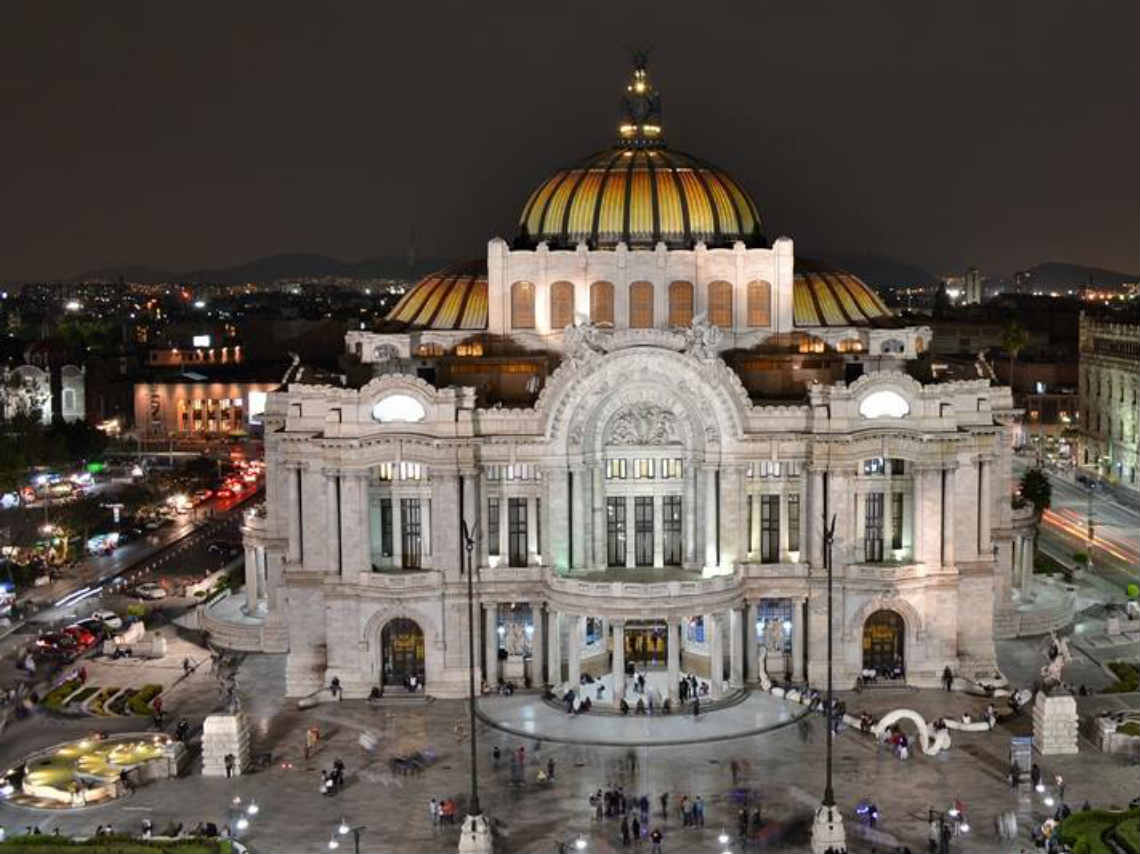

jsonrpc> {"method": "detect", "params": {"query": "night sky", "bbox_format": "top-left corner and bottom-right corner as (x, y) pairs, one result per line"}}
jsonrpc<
(3, 1), (1137, 281)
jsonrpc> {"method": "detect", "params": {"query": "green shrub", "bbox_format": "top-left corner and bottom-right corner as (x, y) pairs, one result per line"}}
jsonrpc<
(68, 686), (99, 706)
(126, 684), (163, 716)
(0, 834), (231, 852)
(1104, 661), (1140, 694)
(1072, 552), (1089, 566)
(1058, 808), (1140, 854)
(108, 688), (136, 715)
(88, 687), (120, 716)
(1127, 583), (1139, 599)
(1118, 721), (1140, 737)
(126, 603), (147, 618)
(41, 678), (83, 711)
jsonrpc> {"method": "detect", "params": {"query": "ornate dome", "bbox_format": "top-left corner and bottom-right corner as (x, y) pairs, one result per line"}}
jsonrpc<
(384, 260), (487, 330)
(517, 59), (764, 250)
(792, 260), (897, 327)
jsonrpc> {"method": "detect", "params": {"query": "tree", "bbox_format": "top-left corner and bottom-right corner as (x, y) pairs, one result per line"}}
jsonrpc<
(1019, 467), (1052, 563)
(1001, 320), (1030, 391)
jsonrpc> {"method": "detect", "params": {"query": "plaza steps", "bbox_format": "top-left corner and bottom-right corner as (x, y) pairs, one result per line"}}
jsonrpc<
(541, 685), (750, 716)
(368, 693), (435, 708)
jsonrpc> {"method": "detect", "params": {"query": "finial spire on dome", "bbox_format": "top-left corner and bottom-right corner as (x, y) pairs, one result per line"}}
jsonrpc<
(618, 52), (663, 146)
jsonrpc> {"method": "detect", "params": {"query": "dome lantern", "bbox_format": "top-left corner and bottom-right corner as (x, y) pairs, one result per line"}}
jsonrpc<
(618, 52), (663, 146)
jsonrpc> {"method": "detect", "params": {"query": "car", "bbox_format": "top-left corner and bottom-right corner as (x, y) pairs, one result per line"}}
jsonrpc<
(35, 632), (78, 655)
(62, 625), (97, 649)
(70, 618), (107, 640)
(215, 488), (233, 499)
(134, 582), (167, 600)
(193, 489), (213, 504)
(90, 609), (123, 630)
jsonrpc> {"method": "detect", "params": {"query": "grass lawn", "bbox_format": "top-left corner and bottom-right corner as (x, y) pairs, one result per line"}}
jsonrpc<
(0, 836), (232, 853)
(1116, 815), (1140, 854)
(1059, 808), (1140, 854)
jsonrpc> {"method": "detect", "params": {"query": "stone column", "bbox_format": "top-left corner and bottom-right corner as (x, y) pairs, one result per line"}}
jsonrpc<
(791, 597), (806, 681)
(498, 497), (509, 562)
(749, 493), (760, 555)
(652, 494), (664, 568)
(684, 465), (697, 565)
(286, 464), (301, 563)
(391, 496), (403, 568)
(706, 612), (723, 697)
(729, 607), (743, 686)
(806, 468), (824, 569)
(326, 471), (341, 574)
(526, 496), (538, 563)
(1020, 536), (1034, 597)
(531, 602), (545, 685)
(570, 465), (587, 570)
(549, 611), (563, 686)
(744, 601), (758, 682)
(338, 473), (366, 575)
(667, 616), (681, 701)
(567, 615), (582, 690)
(548, 467), (569, 572)
(704, 467), (718, 569)
(720, 465), (743, 567)
(611, 621), (625, 701)
(484, 602), (498, 686)
(942, 467), (956, 568)
(244, 545), (259, 611)
(592, 465), (605, 568)
(829, 470), (852, 570)
(979, 458), (993, 556)
(882, 480), (894, 558)
(421, 497), (432, 558)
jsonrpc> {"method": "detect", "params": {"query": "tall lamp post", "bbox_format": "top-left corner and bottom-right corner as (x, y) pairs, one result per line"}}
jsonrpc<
(811, 512), (846, 854)
(459, 520), (492, 854)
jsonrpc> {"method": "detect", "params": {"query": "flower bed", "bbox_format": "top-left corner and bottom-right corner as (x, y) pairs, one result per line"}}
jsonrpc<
(1105, 661), (1139, 694)
(41, 679), (84, 712)
(87, 687), (120, 717)
(127, 684), (163, 716)
(108, 688), (137, 716)
(0, 834), (232, 852)
(1058, 807), (1140, 854)
(67, 686), (99, 707)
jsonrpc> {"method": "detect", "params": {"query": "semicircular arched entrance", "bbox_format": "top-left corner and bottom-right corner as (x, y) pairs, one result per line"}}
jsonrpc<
(379, 617), (425, 688)
(862, 609), (905, 679)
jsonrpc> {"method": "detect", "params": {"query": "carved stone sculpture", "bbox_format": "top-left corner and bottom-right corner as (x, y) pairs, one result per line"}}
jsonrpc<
(681, 313), (723, 360)
(1039, 630), (1071, 689)
(607, 403), (680, 445)
(564, 321), (607, 368)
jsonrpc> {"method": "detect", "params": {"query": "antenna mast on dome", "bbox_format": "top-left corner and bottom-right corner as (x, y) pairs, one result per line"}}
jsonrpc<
(618, 49), (663, 146)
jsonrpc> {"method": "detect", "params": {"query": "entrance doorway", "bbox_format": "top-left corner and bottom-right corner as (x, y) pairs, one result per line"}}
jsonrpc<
(862, 610), (904, 678)
(624, 620), (667, 669)
(381, 618), (425, 687)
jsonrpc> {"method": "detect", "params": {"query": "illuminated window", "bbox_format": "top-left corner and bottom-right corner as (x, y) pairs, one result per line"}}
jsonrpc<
(629, 281), (653, 328)
(550, 281), (574, 330)
(590, 281), (614, 326)
(859, 390), (910, 419)
(668, 281), (693, 327)
(511, 281), (535, 329)
(708, 280), (733, 328)
(372, 394), (426, 423)
(746, 280), (771, 327)
(606, 458), (627, 479)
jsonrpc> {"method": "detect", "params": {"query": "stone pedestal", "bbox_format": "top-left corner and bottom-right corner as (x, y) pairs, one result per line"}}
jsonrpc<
(502, 654), (525, 682)
(457, 813), (493, 854)
(810, 803), (847, 854)
(202, 711), (251, 776)
(765, 652), (787, 682)
(1033, 691), (1078, 755)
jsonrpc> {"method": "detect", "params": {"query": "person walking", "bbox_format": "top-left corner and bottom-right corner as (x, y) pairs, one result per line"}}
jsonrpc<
(492, 746), (501, 768)
(631, 814), (641, 844)
(1055, 774), (1065, 802)
(942, 666), (953, 692)
(659, 792), (668, 820)
(1030, 763), (1042, 789)
(1008, 759), (1020, 788)
(692, 697), (700, 718)
(650, 827), (663, 854)
(547, 757), (555, 780)
(621, 816), (631, 847)
(223, 753), (235, 779)
(430, 798), (439, 827)
(694, 795), (705, 827)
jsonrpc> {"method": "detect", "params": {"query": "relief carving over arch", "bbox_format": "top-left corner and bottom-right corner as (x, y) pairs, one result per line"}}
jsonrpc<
(607, 403), (682, 446)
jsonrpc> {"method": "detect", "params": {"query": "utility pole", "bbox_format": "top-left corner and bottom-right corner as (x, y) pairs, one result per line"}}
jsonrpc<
(1086, 488), (1096, 574)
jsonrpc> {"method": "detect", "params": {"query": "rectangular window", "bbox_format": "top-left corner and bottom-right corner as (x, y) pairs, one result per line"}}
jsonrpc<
(863, 457), (885, 475)
(606, 459), (627, 479)
(787, 494), (800, 552)
(890, 458), (905, 475)
(864, 492), (884, 562)
(508, 497), (527, 567)
(891, 492), (903, 550)
(606, 497), (627, 567)
(633, 459), (654, 479)
(487, 497), (500, 557)
(760, 494), (780, 563)
(380, 498), (393, 557)
(634, 496), (654, 566)
(400, 498), (422, 569)
(663, 495), (682, 566)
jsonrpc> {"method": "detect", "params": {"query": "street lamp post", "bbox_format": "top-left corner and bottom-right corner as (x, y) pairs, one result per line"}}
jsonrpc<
(459, 520), (492, 854)
(810, 511), (846, 854)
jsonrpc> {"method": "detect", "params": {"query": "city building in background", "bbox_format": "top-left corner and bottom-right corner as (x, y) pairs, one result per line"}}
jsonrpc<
(1078, 312), (1140, 493)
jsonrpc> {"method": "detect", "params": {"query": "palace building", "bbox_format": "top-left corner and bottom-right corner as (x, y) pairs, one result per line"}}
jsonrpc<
(238, 60), (1021, 701)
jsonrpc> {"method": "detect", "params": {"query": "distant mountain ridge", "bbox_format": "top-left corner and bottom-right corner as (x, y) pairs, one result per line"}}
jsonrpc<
(73, 252), (453, 284)
(1012, 261), (1138, 289)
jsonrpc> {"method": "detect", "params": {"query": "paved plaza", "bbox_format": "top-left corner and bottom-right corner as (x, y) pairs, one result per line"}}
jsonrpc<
(1, 623), (1137, 854)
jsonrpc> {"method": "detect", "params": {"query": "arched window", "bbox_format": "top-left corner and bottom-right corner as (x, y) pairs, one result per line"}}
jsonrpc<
(511, 281), (535, 329)
(550, 281), (574, 330)
(708, 280), (733, 328)
(629, 281), (654, 328)
(668, 281), (693, 327)
(746, 280), (771, 327)
(590, 281), (614, 326)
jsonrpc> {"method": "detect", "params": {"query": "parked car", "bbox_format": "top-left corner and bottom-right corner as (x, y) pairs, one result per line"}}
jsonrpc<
(70, 618), (108, 640)
(192, 489), (213, 504)
(215, 488), (233, 499)
(62, 625), (98, 650)
(134, 582), (168, 600)
(90, 609), (123, 630)
(35, 632), (78, 656)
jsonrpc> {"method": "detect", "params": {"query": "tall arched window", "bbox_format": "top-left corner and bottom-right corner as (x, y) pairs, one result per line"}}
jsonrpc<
(550, 280), (574, 330)
(590, 281), (614, 326)
(708, 280), (733, 328)
(746, 280), (771, 327)
(629, 281), (654, 328)
(511, 281), (535, 329)
(668, 281), (693, 327)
